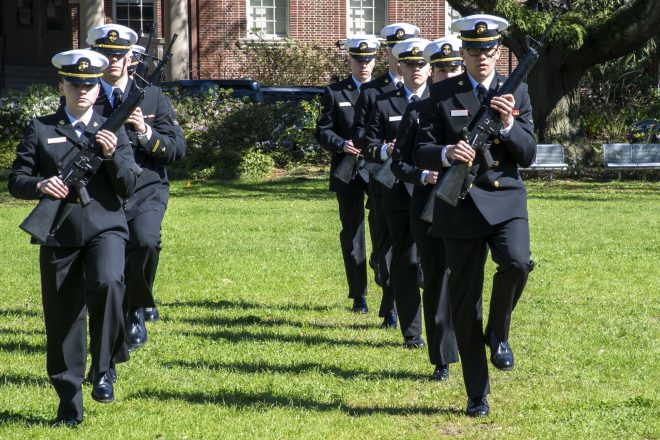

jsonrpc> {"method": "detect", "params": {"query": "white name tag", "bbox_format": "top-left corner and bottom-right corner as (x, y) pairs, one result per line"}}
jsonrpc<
(389, 115), (402, 122)
(451, 109), (469, 117)
(339, 102), (352, 107)
(47, 137), (67, 144)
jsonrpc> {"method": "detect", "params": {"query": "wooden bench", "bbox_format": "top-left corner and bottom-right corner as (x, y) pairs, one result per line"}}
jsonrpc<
(519, 143), (568, 173)
(602, 143), (660, 179)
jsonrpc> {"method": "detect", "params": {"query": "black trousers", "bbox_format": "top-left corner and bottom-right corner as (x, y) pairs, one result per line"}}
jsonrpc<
(385, 208), (422, 337)
(39, 231), (128, 421)
(410, 215), (458, 366)
(442, 217), (531, 398)
(124, 208), (166, 309)
(336, 192), (368, 298)
(366, 188), (396, 317)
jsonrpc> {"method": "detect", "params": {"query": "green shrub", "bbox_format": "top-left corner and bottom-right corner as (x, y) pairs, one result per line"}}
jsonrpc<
(166, 88), (326, 179)
(238, 147), (275, 179)
(0, 84), (60, 175)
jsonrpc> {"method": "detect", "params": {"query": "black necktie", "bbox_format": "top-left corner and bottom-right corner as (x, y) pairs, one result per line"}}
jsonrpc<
(74, 121), (86, 132)
(409, 95), (420, 103)
(396, 81), (404, 89)
(112, 88), (123, 108)
(476, 84), (488, 105)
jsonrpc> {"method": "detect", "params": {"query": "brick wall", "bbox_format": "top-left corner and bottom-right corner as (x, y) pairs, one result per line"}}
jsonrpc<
(197, 0), (459, 81)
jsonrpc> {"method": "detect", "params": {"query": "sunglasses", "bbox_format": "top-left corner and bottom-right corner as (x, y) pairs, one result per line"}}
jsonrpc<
(465, 46), (499, 57)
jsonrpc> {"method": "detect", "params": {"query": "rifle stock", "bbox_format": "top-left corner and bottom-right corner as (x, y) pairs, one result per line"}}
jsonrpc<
(333, 154), (359, 184)
(373, 157), (397, 189)
(419, 191), (435, 223)
(19, 197), (64, 244)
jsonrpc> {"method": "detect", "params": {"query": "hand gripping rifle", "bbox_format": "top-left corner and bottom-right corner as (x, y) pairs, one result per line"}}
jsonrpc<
(425, 8), (564, 212)
(19, 33), (178, 244)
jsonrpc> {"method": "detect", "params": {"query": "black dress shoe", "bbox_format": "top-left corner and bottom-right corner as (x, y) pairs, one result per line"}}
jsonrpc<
(91, 371), (114, 403)
(351, 297), (368, 314)
(466, 396), (489, 417)
(380, 313), (397, 329)
(53, 417), (80, 427)
(143, 306), (160, 322)
(486, 330), (514, 371)
(403, 335), (425, 349)
(126, 308), (148, 350)
(430, 364), (449, 381)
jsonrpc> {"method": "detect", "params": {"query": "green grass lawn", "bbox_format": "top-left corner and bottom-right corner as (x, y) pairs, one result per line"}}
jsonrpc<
(0, 177), (658, 439)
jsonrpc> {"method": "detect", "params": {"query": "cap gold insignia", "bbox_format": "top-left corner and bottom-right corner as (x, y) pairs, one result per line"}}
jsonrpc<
(411, 47), (420, 56)
(108, 30), (118, 42)
(442, 44), (452, 56)
(359, 42), (368, 51)
(475, 23), (487, 35)
(78, 60), (89, 72)
(396, 28), (405, 39)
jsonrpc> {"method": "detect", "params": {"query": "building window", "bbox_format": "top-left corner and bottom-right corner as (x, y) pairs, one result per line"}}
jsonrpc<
(114, 0), (155, 37)
(446, 2), (461, 36)
(247, 0), (288, 37)
(348, 0), (386, 36)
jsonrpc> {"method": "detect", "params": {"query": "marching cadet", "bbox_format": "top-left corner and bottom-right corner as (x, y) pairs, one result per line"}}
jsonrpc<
(363, 38), (431, 349)
(87, 24), (186, 350)
(415, 15), (536, 417)
(390, 36), (464, 379)
(315, 37), (379, 313)
(353, 22), (420, 328)
(127, 44), (146, 78)
(9, 49), (139, 425)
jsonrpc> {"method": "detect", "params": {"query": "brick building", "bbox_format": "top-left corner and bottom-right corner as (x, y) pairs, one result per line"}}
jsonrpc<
(0, 0), (514, 89)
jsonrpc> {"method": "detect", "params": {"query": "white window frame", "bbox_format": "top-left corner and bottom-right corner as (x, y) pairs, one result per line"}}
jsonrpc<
(445, 1), (461, 37)
(113, 0), (155, 37)
(346, 0), (388, 37)
(246, 0), (289, 39)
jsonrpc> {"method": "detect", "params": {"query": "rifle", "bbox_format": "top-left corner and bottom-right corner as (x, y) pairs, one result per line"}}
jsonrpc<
(19, 33), (178, 244)
(332, 153), (381, 184)
(428, 8), (564, 209)
(332, 154), (361, 184)
(373, 156), (397, 189)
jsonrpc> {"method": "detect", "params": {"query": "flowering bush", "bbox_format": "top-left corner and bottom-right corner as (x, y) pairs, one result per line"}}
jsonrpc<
(165, 88), (325, 179)
(0, 84), (326, 179)
(0, 84), (60, 174)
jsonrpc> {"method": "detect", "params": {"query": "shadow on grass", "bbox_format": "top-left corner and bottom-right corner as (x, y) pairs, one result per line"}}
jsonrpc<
(187, 328), (394, 348)
(0, 327), (44, 337)
(163, 299), (340, 314)
(177, 314), (375, 330)
(0, 307), (41, 318)
(0, 372), (50, 387)
(163, 359), (427, 382)
(128, 389), (461, 417)
(0, 340), (45, 354)
(0, 410), (51, 427)
(170, 177), (334, 201)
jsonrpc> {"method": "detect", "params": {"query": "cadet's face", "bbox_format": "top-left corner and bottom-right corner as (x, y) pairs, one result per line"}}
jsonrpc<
(460, 45), (500, 82)
(349, 58), (375, 82)
(61, 80), (100, 113)
(432, 65), (464, 83)
(398, 62), (430, 89)
(103, 52), (131, 82)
